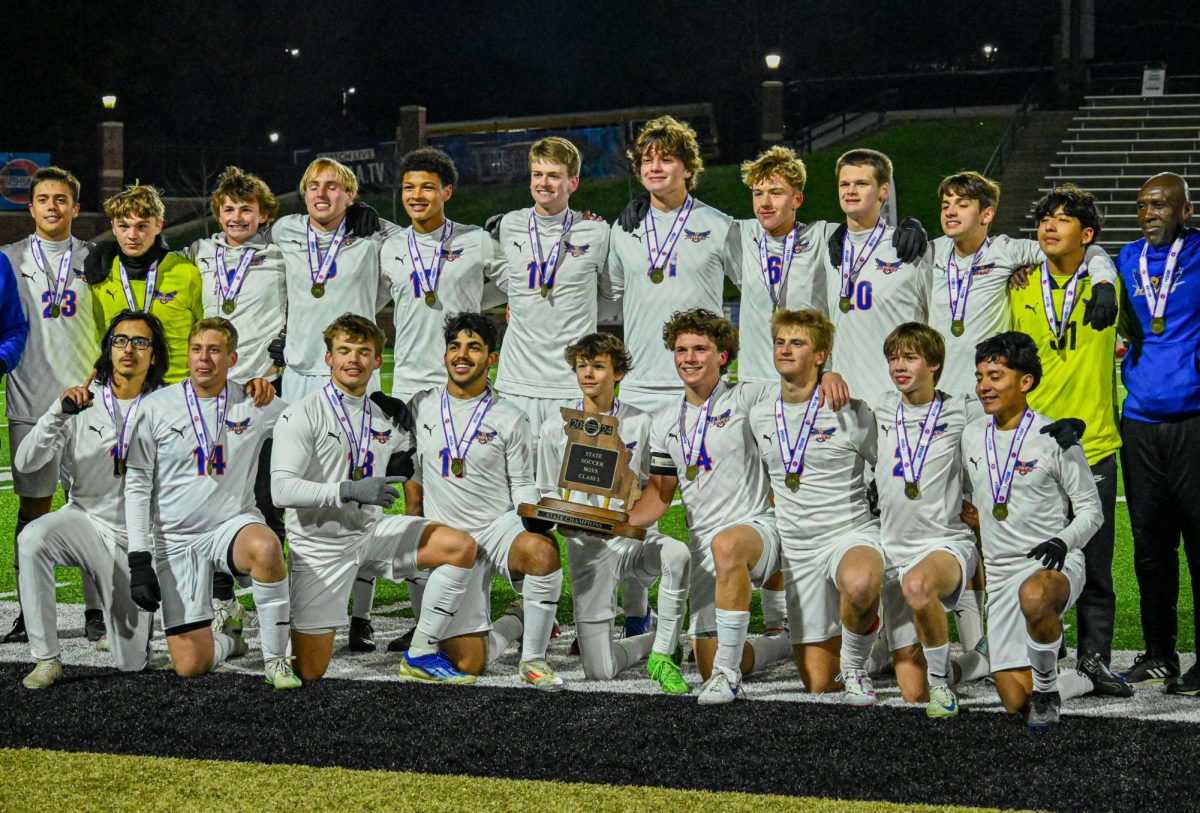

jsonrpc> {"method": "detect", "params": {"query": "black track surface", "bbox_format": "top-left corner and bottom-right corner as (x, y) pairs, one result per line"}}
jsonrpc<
(0, 663), (1195, 812)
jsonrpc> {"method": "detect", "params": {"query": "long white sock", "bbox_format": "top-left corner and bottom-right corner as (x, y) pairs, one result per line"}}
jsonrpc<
(621, 579), (649, 619)
(952, 648), (990, 685)
(405, 575), (426, 626)
(653, 586), (687, 657)
(714, 608), (750, 672)
(955, 591), (985, 652)
(840, 618), (878, 672)
(252, 577), (291, 660)
(1059, 668), (1092, 701)
(616, 633), (654, 670)
(747, 634), (792, 674)
(761, 586), (787, 632)
(212, 631), (234, 667)
(350, 575), (376, 621)
(520, 571), (562, 662)
(1028, 635), (1061, 693)
(487, 612), (523, 666)
(408, 564), (472, 658)
(924, 642), (952, 687)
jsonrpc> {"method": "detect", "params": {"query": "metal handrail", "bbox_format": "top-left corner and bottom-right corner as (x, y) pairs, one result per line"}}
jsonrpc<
(792, 90), (894, 154)
(983, 81), (1042, 179)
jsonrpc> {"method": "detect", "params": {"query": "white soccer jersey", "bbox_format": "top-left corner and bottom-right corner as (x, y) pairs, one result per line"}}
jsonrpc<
(960, 409), (1102, 583)
(2, 236), (99, 422)
(13, 393), (141, 533)
(607, 199), (740, 392)
(495, 209), (614, 398)
(749, 395), (877, 549)
(647, 381), (772, 544)
(410, 387), (539, 536)
(536, 400), (653, 510)
(735, 219), (834, 384)
(124, 382), (285, 550)
(823, 225), (933, 406)
(185, 233), (287, 381)
(872, 389), (979, 569)
(381, 222), (507, 398)
(271, 388), (411, 557)
(269, 214), (393, 376)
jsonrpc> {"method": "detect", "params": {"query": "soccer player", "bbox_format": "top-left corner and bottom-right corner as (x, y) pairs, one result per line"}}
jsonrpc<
(2, 167), (91, 645)
(1008, 187), (1127, 688)
(271, 313), (478, 683)
(14, 310), (167, 688)
(406, 313), (565, 689)
(86, 183), (203, 384)
(628, 309), (791, 704)
(124, 318), (297, 687)
(536, 332), (692, 693)
(748, 309), (889, 705)
(1116, 172), (1200, 694)
(961, 332), (1104, 729)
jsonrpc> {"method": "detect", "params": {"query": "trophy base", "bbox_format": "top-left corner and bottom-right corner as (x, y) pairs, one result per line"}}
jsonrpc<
(518, 498), (646, 540)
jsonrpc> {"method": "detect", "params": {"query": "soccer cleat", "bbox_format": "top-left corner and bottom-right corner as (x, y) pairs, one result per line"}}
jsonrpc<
(95, 634), (109, 653)
(1165, 664), (1200, 697)
(22, 657), (64, 690)
(519, 658), (565, 692)
(386, 627), (415, 653)
(697, 664), (741, 705)
(223, 618), (249, 660)
(1025, 690), (1061, 731)
(1121, 652), (1180, 686)
(623, 608), (655, 638)
(3, 614), (28, 644)
(842, 669), (877, 707)
(349, 616), (376, 653)
(647, 651), (690, 695)
(764, 619), (790, 638)
(264, 656), (303, 690)
(84, 609), (106, 643)
(926, 685), (959, 718)
(398, 651), (477, 685)
(210, 596), (246, 635)
(1077, 653), (1133, 698)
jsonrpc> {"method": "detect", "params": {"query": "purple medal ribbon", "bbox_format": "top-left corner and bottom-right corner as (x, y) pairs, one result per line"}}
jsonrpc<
(306, 218), (347, 288)
(408, 221), (454, 300)
(529, 210), (574, 293)
(101, 385), (143, 465)
(440, 386), (494, 478)
(215, 245), (257, 310)
(29, 236), (73, 315)
(759, 225), (798, 308)
(182, 380), (228, 476)
(839, 220), (887, 302)
(985, 408), (1035, 512)
(1137, 235), (1185, 326)
(895, 395), (944, 494)
(774, 387), (822, 480)
(645, 196), (694, 279)
(118, 260), (159, 312)
(946, 238), (989, 330)
(1039, 260), (1086, 342)
(323, 381), (373, 479)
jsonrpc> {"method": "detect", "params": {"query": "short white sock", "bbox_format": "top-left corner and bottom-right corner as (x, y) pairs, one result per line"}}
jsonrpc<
(955, 591), (985, 652)
(520, 570), (562, 662)
(761, 585), (787, 630)
(714, 609), (750, 672)
(652, 586), (687, 656)
(840, 619), (878, 672)
(1059, 668), (1093, 701)
(924, 642), (952, 687)
(1028, 634), (1061, 694)
(252, 576), (291, 660)
(747, 634), (792, 674)
(621, 580), (649, 618)
(212, 631), (234, 667)
(408, 564), (472, 659)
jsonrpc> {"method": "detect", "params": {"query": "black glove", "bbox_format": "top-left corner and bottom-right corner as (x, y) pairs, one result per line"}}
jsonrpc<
(1040, 418), (1086, 450)
(521, 515), (555, 535)
(826, 223), (848, 268)
(128, 551), (161, 612)
(1084, 282), (1118, 331)
(61, 391), (95, 415)
(345, 201), (383, 237)
(369, 391), (415, 432)
(386, 448), (416, 480)
(484, 213), (503, 241)
(267, 332), (286, 367)
(339, 476), (404, 508)
(617, 192), (651, 234)
(1027, 537), (1068, 571)
(892, 217), (928, 264)
(83, 241), (120, 285)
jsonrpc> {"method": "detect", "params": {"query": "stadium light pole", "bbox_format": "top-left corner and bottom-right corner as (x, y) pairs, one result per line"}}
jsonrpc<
(983, 44), (997, 60)
(268, 132), (280, 144)
(342, 86), (356, 118)
(761, 53), (784, 148)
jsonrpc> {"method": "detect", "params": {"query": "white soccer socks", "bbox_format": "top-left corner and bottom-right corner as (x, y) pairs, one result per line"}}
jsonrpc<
(653, 586), (688, 657)
(1028, 634), (1061, 693)
(620, 579), (649, 619)
(252, 576), (291, 661)
(714, 608), (750, 672)
(955, 590), (986, 652)
(520, 570), (563, 662)
(840, 617), (879, 672)
(350, 574), (376, 621)
(747, 635), (792, 674)
(924, 642), (952, 687)
(761, 584), (787, 633)
(407, 564), (472, 659)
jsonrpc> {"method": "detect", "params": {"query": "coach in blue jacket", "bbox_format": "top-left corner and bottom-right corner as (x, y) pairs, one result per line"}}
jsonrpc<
(1116, 172), (1200, 695)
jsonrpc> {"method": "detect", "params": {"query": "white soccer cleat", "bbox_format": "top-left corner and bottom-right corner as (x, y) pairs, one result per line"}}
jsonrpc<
(264, 656), (302, 690)
(519, 658), (565, 692)
(23, 657), (64, 690)
(842, 669), (877, 707)
(697, 664), (742, 706)
(211, 597), (246, 635)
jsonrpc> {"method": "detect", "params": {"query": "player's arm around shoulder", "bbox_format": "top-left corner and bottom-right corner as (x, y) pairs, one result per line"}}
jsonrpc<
(843, 397), (879, 466)
(1052, 432), (1102, 551)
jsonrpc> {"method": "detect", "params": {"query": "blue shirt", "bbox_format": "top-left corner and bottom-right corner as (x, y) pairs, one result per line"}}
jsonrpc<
(1117, 227), (1200, 421)
(0, 253), (30, 374)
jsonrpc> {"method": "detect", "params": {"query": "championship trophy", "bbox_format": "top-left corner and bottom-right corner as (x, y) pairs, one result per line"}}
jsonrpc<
(518, 407), (645, 540)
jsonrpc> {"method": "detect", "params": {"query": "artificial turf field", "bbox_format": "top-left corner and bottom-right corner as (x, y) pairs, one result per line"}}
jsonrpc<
(1, 357), (1198, 813)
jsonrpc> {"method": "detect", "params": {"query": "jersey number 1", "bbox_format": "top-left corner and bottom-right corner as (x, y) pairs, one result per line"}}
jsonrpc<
(193, 445), (227, 476)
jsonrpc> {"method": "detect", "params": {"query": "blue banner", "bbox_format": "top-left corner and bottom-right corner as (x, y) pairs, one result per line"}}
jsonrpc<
(0, 153), (51, 211)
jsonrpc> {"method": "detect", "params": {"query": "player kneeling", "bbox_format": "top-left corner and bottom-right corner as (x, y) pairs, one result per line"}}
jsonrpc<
(14, 311), (167, 688)
(536, 333), (691, 693)
(271, 313), (478, 684)
(124, 318), (295, 687)
(962, 333), (1106, 729)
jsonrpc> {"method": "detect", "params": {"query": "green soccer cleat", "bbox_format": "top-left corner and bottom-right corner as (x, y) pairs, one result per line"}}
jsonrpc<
(23, 657), (64, 690)
(926, 684), (960, 718)
(647, 651), (690, 695)
(264, 656), (303, 690)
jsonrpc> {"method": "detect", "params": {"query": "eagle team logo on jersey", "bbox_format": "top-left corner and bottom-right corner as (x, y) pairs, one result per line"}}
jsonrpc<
(474, 429), (498, 444)
(683, 229), (711, 243)
(810, 427), (837, 442)
(564, 241), (590, 257)
(625, 440), (638, 451)
(371, 428), (392, 444)
(708, 409), (732, 428)
(224, 418), (252, 435)
(795, 239), (813, 254)
(443, 248), (465, 262)
(154, 290), (179, 304)
(1015, 459), (1039, 475)
(971, 262), (997, 276)
(931, 422), (949, 440)
(876, 259), (903, 275)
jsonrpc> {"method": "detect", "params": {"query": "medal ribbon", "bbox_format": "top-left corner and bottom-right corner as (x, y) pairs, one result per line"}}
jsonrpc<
(1137, 235), (1185, 325)
(440, 387), (494, 472)
(101, 385), (143, 463)
(215, 245), (257, 308)
(29, 236), (73, 312)
(306, 218), (347, 287)
(895, 395), (944, 489)
(839, 220), (887, 301)
(775, 387), (822, 478)
(408, 221), (453, 298)
(644, 195), (695, 277)
(759, 226), (798, 307)
(323, 381), (373, 478)
(946, 238), (989, 328)
(678, 382), (718, 474)
(529, 210), (574, 291)
(985, 408), (1035, 511)
(1039, 260), (1086, 341)
(183, 381), (228, 475)
(118, 260), (159, 312)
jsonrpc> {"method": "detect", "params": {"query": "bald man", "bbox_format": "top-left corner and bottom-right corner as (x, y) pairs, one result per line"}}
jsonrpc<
(1116, 173), (1200, 696)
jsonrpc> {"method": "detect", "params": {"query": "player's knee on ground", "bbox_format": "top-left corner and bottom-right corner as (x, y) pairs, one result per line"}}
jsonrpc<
(292, 631), (333, 681)
(170, 653), (213, 678)
(578, 620), (621, 680)
(892, 645), (929, 703)
(443, 633), (487, 675)
(901, 570), (938, 613)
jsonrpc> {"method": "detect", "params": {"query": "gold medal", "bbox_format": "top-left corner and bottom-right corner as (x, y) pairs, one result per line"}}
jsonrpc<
(993, 503), (1008, 521)
(424, 291), (437, 307)
(951, 320), (964, 337)
(685, 464), (699, 481)
(785, 472), (801, 491)
(350, 467), (364, 481)
(540, 284), (550, 298)
(1151, 316), (1166, 334)
(222, 300), (236, 315)
(451, 458), (464, 477)
(839, 296), (852, 313)
(311, 282), (325, 298)
(49, 303), (62, 319)
(206, 459), (214, 476)
(650, 268), (664, 284)
(904, 482), (920, 500)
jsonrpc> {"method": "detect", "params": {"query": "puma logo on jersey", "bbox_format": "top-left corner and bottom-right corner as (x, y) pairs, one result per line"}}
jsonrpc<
(225, 418), (251, 435)
(443, 248), (465, 262)
(371, 429), (392, 444)
(709, 409), (732, 428)
(153, 291), (178, 304)
(1024, 304), (1039, 314)
(20, 272), (35, 281)
(1015, 458), (1038, 475)
(969, 456), (980, 470)
(564, 241), (589, 257)
(474, 429), (498, 444)
(762, 433), (774, 443)
(683, 229), (711, 243)
(104, 289), (116, 299)
(879, 425), (891, 436)
(422, 423), (436, 435)
(88, 425), (105, 437)
(876, 259), (903, 274)
(512, 241), (525, 251)
(326, 432), (341, 442)
(667, 432), (679, 441)
(167, 426), (187, 438)
(810, 427), (837, 442)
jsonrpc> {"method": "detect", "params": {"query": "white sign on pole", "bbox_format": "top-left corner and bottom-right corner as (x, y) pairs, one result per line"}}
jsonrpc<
(1142, 68), (1166, 97)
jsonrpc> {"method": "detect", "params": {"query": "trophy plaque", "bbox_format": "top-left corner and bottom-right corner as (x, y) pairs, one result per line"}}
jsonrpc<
(518, 407), (645, 540)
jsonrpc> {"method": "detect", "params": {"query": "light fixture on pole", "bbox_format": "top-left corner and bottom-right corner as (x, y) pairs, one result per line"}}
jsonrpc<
(101, 94), (117, 110)
(765, 52), (782, 71)
(983, 44), (997, 59)
(342, 86), (357, 117)
(268, 132), (280, 144)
